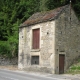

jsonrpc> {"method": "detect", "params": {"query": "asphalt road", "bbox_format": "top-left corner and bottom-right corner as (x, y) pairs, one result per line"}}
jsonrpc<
(0, 69), (80, 80)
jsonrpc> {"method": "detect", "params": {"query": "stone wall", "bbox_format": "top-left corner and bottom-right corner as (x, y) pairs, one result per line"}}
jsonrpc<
(18, 21), (56, 73)
(0, 57), (18, 65)
(40, 21), (55, 68)
(55, 5), (80, 73)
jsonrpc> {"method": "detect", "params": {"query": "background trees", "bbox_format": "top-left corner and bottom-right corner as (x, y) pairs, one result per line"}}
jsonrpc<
(0, 0), (80, 58)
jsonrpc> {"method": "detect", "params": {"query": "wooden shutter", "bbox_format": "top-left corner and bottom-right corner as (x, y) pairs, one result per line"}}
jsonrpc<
(32, 28), (40, 49)
(59, 54), (65, 74)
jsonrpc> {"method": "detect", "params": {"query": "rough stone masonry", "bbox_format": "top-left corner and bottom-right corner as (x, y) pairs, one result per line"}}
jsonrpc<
(18, 5), (80, 74)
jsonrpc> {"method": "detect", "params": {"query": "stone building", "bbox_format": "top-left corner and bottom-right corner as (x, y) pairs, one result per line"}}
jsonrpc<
(18, 5), (80, 74)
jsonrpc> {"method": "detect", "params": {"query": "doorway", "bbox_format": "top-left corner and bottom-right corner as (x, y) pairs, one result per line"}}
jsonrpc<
(59, 54), (65, 74)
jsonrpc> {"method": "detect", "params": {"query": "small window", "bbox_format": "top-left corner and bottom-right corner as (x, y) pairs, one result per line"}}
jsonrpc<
(31, 56), (39, 65)
(32, 28), (40, 49)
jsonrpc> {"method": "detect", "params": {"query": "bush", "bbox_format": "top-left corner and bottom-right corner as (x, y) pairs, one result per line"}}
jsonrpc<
(0, 41), (10, 57)
(0, 40), (18, 58)
(70, 66), (77, 70)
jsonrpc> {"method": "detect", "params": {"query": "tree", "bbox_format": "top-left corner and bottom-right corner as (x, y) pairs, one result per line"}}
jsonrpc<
(40, 0), (48, 11)
(0, 0), (40, 58)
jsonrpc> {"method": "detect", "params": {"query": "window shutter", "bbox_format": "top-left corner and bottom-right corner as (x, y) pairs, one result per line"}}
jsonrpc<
(32, 28), (40, 49)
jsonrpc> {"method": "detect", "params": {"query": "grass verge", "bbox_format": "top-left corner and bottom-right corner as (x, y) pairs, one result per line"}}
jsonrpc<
(66, 58), (80, 74)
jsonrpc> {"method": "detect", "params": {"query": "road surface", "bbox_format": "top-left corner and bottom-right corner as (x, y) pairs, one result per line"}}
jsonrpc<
(0, 69), (80, 80)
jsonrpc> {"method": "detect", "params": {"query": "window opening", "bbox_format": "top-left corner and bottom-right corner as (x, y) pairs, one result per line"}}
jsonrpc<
(31, 56), (39, 65)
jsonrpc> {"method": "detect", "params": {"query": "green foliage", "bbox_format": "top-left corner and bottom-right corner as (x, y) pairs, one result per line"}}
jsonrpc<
(0, 0), (40, 58)
(70, 66), (77, 70)
(72, 1), (80, 20)
(0, 41), (11, 58)
(67, 65), (80, 74)
(40, 0), (48, 11)
(66, 57), (80, 74)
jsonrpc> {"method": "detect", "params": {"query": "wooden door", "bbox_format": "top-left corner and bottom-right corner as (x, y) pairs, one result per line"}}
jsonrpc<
(59, 54), (65, 74)
(32, 28), (40, 49)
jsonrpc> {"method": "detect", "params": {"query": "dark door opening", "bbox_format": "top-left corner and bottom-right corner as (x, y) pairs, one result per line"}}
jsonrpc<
(59, 54), (65, 74)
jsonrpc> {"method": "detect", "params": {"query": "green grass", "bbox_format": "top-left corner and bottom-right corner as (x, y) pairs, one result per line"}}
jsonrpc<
(66, 58), (80, 74)
(66, 66), (80, 74)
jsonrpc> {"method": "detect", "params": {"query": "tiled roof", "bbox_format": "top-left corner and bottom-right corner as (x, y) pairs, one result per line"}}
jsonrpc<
(20, 5), (69, 27)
